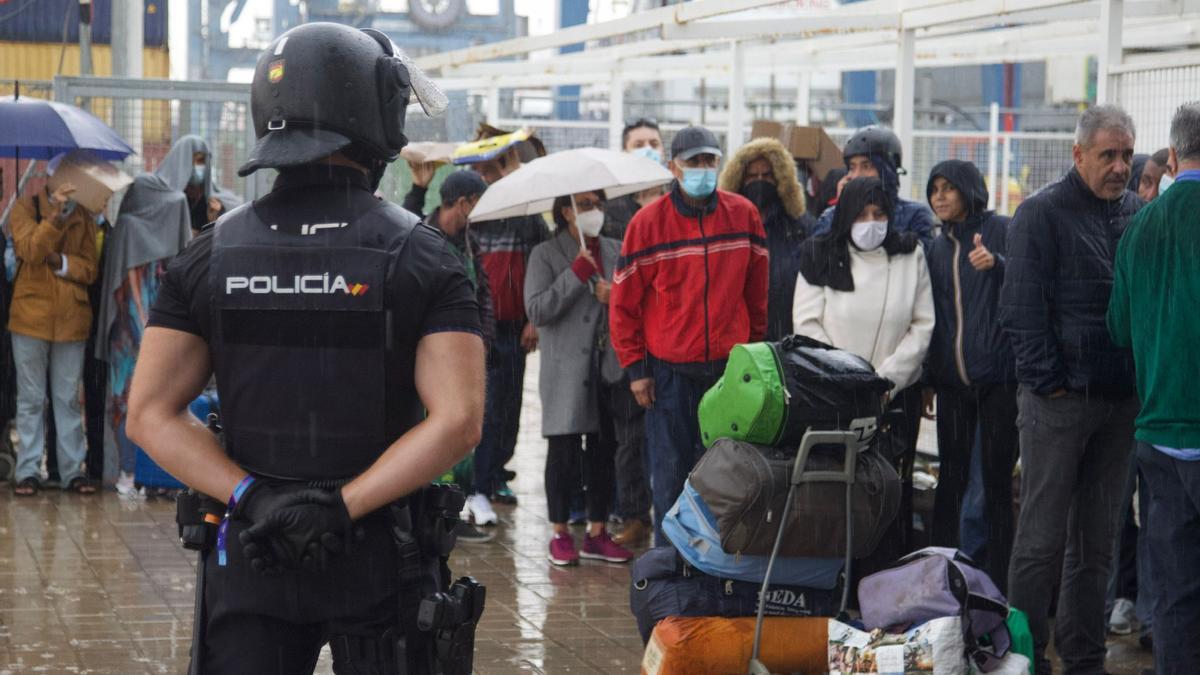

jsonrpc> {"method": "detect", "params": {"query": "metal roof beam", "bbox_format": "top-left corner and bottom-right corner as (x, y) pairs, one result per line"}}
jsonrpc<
(414, 0), (795, 71)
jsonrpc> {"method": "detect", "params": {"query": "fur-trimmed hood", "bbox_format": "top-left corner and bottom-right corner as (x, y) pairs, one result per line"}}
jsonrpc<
(718, 137), (806, 219)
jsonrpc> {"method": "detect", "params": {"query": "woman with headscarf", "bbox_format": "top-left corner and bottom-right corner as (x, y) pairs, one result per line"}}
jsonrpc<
(98, 135), (241, 494)
(719, 137), (815, 340)
(923, 159), (1017, 592)
(792, 176), (934, 556)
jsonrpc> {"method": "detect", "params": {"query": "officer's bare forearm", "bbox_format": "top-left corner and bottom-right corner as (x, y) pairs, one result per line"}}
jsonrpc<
(341, 331), (485, 520)
(127, 327), (245, 503)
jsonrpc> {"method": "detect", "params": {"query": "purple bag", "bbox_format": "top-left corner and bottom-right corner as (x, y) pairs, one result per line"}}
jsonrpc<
(858, 547), (1012, 672)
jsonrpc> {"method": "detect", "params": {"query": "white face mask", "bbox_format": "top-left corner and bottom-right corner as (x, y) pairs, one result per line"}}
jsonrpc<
(851, 219), (889, 251)
(575, 209), (605, 238)
(1159, 172), (1175, 195)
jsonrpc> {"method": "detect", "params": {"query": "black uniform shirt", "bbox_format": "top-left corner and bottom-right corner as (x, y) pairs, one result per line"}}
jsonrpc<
(149, 165), (481, 342)
(144, 164), (472, 458)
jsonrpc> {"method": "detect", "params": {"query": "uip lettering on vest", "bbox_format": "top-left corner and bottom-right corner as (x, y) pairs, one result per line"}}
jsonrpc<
(225, 273), (370, 296)
(267, 222), (348, 235)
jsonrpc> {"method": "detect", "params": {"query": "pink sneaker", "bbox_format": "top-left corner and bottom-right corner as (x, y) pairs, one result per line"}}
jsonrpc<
(548, 533), (579, 566)
(580, 530), (634, 563)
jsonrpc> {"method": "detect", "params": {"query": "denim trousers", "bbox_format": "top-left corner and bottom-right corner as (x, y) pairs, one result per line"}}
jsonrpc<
(1006, 387), (1137, 675)
(1137, 441), (1200, 675)
(12, 334), (87, 485)
(644, 360), (717, 545)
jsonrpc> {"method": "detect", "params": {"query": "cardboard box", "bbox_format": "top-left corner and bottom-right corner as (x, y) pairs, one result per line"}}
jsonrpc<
(750, 120), (844, 179)
(400, 141), (459, 165)
(47, 151), (132, 214)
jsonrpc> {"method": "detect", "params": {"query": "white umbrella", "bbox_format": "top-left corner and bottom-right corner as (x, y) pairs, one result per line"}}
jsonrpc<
(468, 146), (673, 223)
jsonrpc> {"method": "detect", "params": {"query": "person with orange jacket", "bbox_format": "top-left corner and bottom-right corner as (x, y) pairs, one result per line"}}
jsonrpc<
(8, 180), (100, 495)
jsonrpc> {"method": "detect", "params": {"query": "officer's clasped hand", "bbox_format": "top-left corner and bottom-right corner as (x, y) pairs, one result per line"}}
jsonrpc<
(233, 482), (353, 574)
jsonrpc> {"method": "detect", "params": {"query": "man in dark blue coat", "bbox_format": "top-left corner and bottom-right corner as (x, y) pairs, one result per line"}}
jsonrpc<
(923, 159), (1018, 594)
(999, 104), (1144, 675)
(812, 126), (934, 247)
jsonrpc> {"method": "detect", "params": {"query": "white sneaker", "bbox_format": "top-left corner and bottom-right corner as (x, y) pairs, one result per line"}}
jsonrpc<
(466, 493), (498, 527)
(1109, 597), (1137, 635)
(115, 471), (138, 499)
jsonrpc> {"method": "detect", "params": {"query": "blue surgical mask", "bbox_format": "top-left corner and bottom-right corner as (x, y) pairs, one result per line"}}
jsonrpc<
(61, 199), (77, 217)
(680, 167), (718, 198)
(95, 213), (106, 226)
(632, 146), (662, 165)
(190, 165), (206, 186)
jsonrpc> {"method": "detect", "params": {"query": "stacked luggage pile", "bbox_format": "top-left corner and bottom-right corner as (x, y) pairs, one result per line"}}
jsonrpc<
(630, 336), (1034, 674)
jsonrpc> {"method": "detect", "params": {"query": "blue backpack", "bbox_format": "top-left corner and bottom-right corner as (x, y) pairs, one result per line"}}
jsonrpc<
(663, 480), (844, 589)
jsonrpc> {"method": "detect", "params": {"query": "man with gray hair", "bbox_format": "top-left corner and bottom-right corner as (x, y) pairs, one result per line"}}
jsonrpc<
(999, 103), (1144, 675)
(1108, 102), (1200, 675)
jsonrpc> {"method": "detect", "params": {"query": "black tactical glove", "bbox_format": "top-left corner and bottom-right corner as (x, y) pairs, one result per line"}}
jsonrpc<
(233, 482), (353, 574)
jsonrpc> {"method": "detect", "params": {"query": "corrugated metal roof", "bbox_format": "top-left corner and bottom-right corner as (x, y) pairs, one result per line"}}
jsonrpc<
(0, 0), (167, 47)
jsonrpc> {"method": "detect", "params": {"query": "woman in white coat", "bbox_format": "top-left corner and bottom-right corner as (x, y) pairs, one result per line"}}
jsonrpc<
(792, 176), (934, 556)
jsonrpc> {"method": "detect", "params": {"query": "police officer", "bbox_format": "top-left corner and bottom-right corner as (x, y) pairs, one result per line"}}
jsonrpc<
(125, 22), (486, 674)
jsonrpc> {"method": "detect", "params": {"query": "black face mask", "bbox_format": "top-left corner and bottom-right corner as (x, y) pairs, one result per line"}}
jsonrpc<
(741, 180), (780, 212)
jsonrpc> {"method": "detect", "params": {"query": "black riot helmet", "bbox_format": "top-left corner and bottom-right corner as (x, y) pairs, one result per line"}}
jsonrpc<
(238, 22), (447, 177)
(842, 126), (904, 171)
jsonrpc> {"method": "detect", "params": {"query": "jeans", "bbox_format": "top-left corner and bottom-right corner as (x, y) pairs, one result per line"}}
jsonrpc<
(958, 427), (989, 563)
(603, 379), (650, 523)
(1137, 442), (1200, 675)
(933, 382), (1019, 593)
(1006, 387), (1137, 675)
(1104, 452), (1154, 632)
(473, 323), (527, 496)
(12, 334), (87, 485)
(644, 360), (718, 545)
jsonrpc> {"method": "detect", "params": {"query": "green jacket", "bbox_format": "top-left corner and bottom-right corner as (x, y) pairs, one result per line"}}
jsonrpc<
(1107, 179), (1200, 449)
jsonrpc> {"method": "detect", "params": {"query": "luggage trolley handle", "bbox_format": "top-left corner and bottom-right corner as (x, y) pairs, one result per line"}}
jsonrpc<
(748, 429), (861, 675)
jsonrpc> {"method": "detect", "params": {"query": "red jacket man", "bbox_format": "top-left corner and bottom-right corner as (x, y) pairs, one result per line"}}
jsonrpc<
(610, 125), (768, 540)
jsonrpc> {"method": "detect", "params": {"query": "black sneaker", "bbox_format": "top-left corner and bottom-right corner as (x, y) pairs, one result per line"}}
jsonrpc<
(455, 521), (495, 544)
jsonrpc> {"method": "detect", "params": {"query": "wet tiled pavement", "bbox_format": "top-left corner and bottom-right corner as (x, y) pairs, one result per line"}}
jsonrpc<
(0, 353), (1155, 673)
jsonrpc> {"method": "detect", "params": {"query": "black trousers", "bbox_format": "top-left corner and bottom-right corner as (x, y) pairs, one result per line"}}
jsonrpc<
(545, 429), (616, 526)
(856, 384), (924, 582)
(196, 510), (423, 675)
(932, 381), (1019, 593)
(602, 379), (650, 523)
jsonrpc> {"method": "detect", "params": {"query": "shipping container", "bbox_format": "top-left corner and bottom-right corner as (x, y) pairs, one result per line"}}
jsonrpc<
(0, 0), (167, 47)
(1, 42), (173, 204)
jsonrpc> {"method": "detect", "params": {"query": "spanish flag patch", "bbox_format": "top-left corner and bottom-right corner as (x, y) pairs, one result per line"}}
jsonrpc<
(268, 59), (285, 83)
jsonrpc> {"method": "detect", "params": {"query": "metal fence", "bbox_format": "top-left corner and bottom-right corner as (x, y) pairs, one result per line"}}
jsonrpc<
(1111, 51), (1200, 154)
(52, 76), (264, 200)
(492, 117), (1074, 214)
(19, 76), (1076, 217)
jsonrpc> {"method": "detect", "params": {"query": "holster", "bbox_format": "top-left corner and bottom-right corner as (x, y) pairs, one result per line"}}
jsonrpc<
(387, 484), (485, 675)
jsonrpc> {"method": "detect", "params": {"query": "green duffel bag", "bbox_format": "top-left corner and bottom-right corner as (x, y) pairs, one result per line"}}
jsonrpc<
(698, 335), (893, 449)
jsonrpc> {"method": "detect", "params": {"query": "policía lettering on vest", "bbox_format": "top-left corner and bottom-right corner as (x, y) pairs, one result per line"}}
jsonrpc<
(225, 273), (368, 296)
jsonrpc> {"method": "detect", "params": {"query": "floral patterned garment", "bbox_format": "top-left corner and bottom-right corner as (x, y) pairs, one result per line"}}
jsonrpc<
(108, 260), (169, 428)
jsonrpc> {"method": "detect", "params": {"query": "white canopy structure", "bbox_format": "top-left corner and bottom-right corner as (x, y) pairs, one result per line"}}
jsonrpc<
(413, 0), (1200, 196)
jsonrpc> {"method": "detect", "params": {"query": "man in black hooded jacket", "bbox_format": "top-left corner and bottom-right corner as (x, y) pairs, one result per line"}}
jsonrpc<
(923, 159), (1018, 593)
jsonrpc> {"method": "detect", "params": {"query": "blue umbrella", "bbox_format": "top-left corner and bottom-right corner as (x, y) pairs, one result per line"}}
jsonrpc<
(0, 95), (136, 160)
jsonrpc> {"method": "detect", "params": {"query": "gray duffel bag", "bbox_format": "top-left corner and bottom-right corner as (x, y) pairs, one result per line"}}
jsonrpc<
(689, 437), (900, 559)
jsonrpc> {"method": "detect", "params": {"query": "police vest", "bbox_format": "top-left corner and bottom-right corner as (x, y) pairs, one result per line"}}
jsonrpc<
(208, 199), (420, 480)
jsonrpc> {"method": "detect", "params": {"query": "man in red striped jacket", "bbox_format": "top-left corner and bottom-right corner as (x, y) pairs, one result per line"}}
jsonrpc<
(610, 126), (769, 543)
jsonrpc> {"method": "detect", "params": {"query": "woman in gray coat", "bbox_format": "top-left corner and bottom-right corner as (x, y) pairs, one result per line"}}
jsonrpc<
(525, 190), (634, 567)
